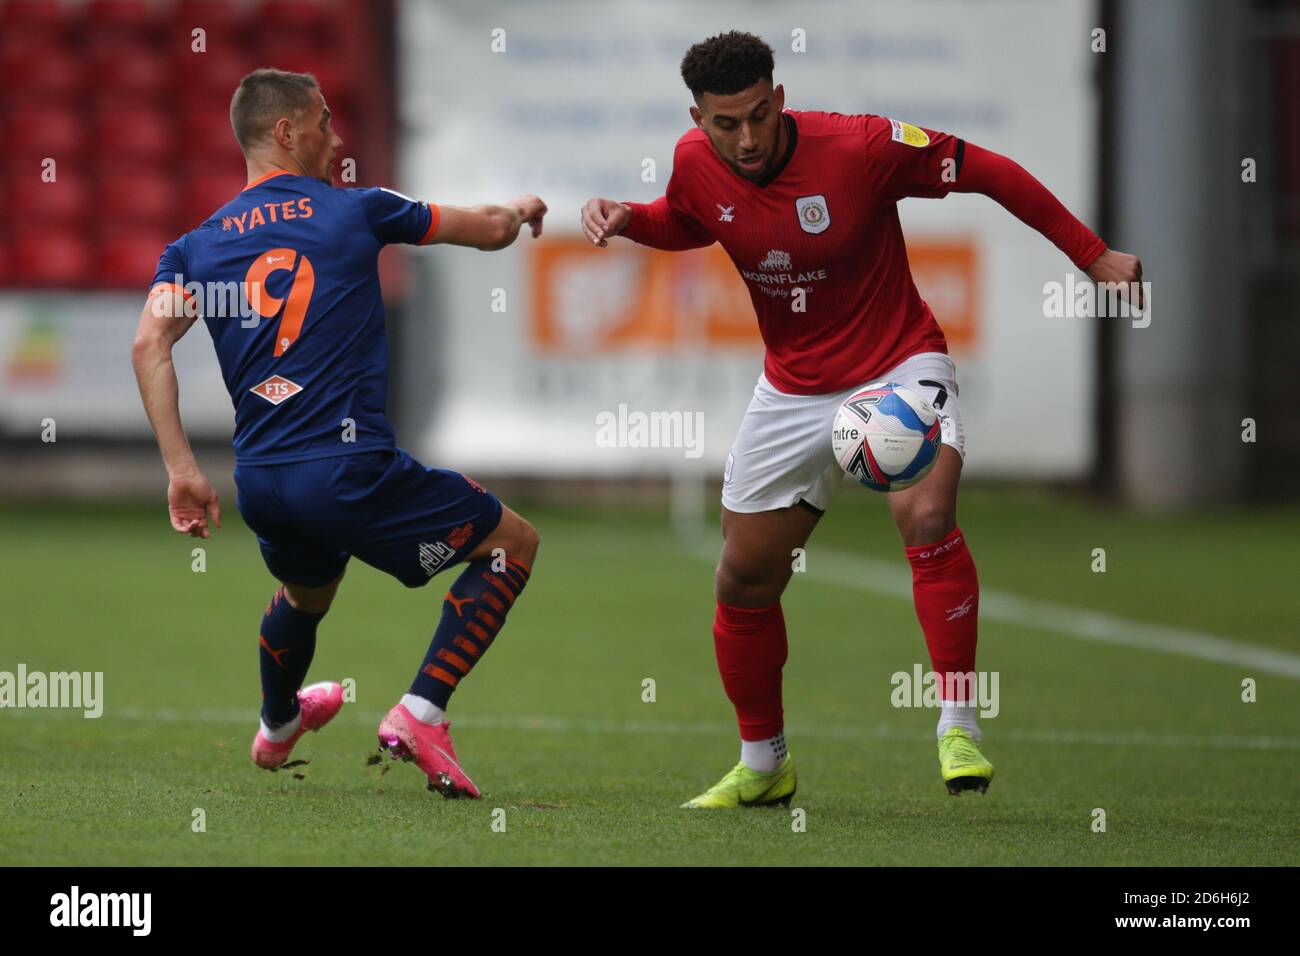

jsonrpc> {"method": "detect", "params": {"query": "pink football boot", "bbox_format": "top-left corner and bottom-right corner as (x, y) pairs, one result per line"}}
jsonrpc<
(250, 681), (346, 770)
(377, 703), (481, 798)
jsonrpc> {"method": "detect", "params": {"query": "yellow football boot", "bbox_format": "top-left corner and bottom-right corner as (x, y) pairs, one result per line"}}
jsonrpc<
(938, 727), (994, 795)
(680, 755), (797, 809)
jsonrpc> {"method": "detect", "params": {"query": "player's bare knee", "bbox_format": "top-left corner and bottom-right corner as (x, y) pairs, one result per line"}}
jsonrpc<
(282, 574), (342, 614)
(480, 509), (539, 569)
(511, 515), (540, 569)
(897, 504), (956, 549)
(715, 555), (786, 607)
(282, 589), (334, 614)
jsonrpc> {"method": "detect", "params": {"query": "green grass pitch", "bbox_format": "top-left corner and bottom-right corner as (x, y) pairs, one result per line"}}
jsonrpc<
(2, 487), (1298, 866)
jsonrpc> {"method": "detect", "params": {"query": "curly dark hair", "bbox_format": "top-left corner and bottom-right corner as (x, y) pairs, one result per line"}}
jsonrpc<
(680, 31), (775, 99)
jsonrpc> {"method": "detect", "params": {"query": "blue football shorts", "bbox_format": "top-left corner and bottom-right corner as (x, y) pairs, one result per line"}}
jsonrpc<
(234, 447), (503, 588)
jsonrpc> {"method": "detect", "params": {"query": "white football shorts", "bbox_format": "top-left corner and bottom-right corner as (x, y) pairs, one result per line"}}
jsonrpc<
(721, 351), (965, 514)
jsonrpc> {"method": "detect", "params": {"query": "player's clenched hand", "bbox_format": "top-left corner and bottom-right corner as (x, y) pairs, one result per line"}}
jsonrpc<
(581, 197), (632, 247)
(1086, 248), (1144, 309)
(167, 472), (222, 539)
(512, 194), (548, 238)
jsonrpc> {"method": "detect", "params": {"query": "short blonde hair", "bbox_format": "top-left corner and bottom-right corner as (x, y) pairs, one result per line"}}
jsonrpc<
(229, 68), (320, 151)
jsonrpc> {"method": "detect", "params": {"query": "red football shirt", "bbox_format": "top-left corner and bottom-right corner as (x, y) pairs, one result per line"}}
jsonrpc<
(621, 110), (1105, 395)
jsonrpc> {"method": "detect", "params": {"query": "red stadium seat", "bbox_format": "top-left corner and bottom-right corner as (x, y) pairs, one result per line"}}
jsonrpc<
(9, 173), (89, 229)
(175, 0), (251, 49)
(175, 48), (255, 115)
(0, 173), (7, 278)
(0, 0), (388, 294)
(3, 107), (84, 162)
(180, 107), (244, 166)
(266, 42), (346, 95)
(181, 170), (246, 231)
(96, 229), (173, 289)
(98, 170), (177, 230)
(259, 0), (338, 40)
(87, 0), (166, 40)
(87, 40), (170, 100)
(0, 42), (83, 98)
(92, 157), (172, 192)
(12, 229), (91, 288)
(0, 0), (73, 38)
(180, 149), (244, 181)
(95, 107), (171, 164)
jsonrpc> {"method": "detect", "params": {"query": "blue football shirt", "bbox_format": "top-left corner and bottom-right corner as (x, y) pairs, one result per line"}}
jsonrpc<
(151, 170), (437, 465)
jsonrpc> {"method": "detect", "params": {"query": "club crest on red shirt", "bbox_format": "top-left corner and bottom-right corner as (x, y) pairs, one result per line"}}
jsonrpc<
(795, 194), (830, 234)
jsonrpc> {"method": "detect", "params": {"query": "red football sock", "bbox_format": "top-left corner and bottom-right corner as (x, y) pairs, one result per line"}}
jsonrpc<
(904, 527), (979, 702)
(712, 601), (787, 740)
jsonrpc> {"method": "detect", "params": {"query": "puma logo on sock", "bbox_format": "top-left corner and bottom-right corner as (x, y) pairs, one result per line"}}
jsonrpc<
(446, 592), (474, 617)
(259, 634), (289, 667)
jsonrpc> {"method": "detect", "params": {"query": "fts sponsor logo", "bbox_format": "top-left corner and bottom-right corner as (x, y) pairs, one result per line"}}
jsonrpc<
(249, 374), (303, 406)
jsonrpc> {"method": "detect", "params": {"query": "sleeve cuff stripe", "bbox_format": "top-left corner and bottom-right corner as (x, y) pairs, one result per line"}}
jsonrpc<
(418, 203), (441, 244)
(150, 282), (194, 300)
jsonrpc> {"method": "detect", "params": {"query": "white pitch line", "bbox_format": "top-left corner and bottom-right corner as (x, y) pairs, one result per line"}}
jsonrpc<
(11, 706), (1296, 751)
(692, 541), (1300, 680)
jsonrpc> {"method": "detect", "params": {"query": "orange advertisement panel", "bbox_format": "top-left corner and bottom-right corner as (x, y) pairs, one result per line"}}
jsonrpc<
(531, 239), (757, 353)
(531, 237), (979, 354)
(907, 239), (979, 353)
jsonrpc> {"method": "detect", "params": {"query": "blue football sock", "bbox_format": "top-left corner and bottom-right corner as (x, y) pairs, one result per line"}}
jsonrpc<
(257, 587), (324, 728)
(410, 557), (530, 710)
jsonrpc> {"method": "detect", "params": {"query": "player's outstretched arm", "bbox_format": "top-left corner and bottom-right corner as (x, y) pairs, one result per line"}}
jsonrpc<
(131, 289), (222, 539)
(580, 197), (633, 247)
(1083, 248), (1144, 308)
(581, 195), (714, 251)
(952, 141), (1144, 306)
(430, 195), (547, 251)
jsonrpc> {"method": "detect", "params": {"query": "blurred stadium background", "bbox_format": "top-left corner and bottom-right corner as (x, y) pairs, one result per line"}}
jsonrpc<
(1, 0), (1297, 866)
(1, 0), (1297, 507)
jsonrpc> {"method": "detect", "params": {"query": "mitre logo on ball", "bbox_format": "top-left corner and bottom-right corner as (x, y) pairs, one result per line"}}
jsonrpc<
(831, 383), (942, 492)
